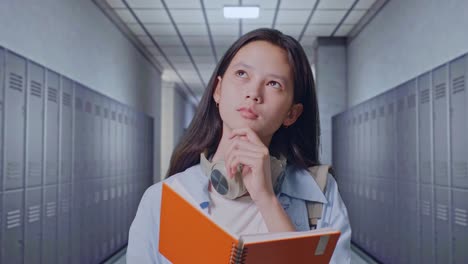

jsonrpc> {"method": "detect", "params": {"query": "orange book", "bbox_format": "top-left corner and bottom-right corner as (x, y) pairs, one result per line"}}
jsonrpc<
(159, 182), (340, 264)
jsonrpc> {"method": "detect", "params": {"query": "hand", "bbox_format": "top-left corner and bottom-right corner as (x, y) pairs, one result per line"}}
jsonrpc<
(225, 127), (275, 203)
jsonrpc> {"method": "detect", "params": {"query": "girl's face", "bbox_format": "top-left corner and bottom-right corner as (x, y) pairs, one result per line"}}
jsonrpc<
(213, 40), (303, 140)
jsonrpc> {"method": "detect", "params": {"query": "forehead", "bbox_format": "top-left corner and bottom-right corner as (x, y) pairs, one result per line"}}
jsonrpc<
(229, 40), (293, 79)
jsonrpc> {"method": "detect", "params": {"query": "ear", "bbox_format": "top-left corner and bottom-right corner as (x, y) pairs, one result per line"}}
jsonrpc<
(282, 103), (303, 127)
(213, 76), (222, 104)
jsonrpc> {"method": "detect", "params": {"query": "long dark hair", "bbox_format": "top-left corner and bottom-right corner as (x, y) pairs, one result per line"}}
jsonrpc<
(165, 28), (321, 178)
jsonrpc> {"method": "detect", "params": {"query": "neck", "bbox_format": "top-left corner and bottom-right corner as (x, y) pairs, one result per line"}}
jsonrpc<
(211, 124), (272, 163)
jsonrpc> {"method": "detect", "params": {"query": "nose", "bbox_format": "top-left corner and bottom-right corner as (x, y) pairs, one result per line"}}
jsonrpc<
(244, 81), (263, 103)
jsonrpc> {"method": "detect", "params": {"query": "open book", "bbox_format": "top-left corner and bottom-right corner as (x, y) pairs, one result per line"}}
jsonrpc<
(159, 182), (341, 264)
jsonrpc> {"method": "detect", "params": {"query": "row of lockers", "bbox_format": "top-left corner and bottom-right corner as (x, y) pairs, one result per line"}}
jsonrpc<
(0, 47), (154, 263)
(332, 53), (468, 263)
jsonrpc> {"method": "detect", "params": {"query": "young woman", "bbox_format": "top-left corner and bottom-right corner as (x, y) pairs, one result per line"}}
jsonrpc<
(127, 28), (351, 263)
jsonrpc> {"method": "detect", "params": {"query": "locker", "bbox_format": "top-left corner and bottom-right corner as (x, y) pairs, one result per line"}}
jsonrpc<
(449, 55), (468, 188)
(91, 178), (100, 263)
(45, 70), (60, 185)
(395, 84), (407, 182)
(2, 189), (24, 264)
(110, 178), (117, 251)
(0, 48), (4, 193)
(27, 61), (45, 187)
(432, 65), (449, 186)
(42, 185), (58, 264)
(102, 177), (110, 258)
(102, 98), (110, 179)
(0, 192), (2, 262)
(110, 102), (117, 179)
(420, 184), (435, 264)
(83, 179), (93, 264)
(24, 188), (42, 263)
(434, 186), (450, 263)
(60, 77), (73, 184)
(452, 189), (468, 263)
(84, 88), (93, 181)
(4, 51), (26, 190)
(406, 79), (417, 183)
(418, 73), (432, 184)
(94, 94), (102, 180)
(57, 183), (71, 264)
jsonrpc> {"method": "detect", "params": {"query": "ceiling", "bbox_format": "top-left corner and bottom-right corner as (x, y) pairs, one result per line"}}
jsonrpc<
(95, 0), (385, 102)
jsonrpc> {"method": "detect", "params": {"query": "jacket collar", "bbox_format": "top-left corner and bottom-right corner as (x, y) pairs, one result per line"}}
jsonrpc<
(280, 165), (328, 204)
(174, 163), (328, 209)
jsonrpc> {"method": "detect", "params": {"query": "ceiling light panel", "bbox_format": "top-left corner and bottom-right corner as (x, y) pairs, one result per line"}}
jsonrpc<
(170, 10), (205, 24)
(344, 10), (367, 24)
(165, 0), (201, 8)
(223, 6), (260, 19)
(133, 9), (171, 23)
(310, 10), (347, 24)
(317, 0), (355, 9)
(279, 0), (317, 9)
(276, 10), (312, 24)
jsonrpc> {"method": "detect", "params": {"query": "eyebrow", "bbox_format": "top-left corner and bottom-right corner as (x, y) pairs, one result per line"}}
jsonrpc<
(231, 62), (289, 85)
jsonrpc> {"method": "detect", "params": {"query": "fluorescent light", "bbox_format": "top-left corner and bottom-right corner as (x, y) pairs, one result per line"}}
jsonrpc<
(223, 6), (259, 19)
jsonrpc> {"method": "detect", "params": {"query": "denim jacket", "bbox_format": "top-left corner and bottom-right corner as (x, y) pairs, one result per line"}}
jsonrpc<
(126, 163), (351, 263)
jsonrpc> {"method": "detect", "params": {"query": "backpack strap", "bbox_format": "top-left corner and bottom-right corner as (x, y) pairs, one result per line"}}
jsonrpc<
(306, 165), (332, 229)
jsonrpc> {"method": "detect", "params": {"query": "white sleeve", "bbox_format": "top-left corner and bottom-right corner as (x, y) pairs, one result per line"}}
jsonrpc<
(317, 175), (352, 264)
(126, 183), (169, 264)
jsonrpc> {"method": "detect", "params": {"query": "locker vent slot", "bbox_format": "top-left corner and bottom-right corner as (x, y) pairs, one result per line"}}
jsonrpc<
(85, 101), (92, 113)
(420, 89), (430, 104)
(452, 75), (465, 94)
(408, 94), (416, 108)
(75, 98), (82, 110)
(7, 161), (21, 178)
(436, 203), (448, 221)
(48, 87), (57, 102)
(9, 72), (23, 92)
(28, 205), (41, 223)
(7, 209), (21, 229)
(95, 105), (100, 116)
(421, 200), (431, 216)
(452, 161), (468, 179)
(62, 93), (71, 107)
(28, 162), (42, 178)
(46, 201), (57, 217)
(61, 198), (70, 213)
(434, 83), (446, 99)
(30, 80), (42, 97)
(454, 208), (467, 226)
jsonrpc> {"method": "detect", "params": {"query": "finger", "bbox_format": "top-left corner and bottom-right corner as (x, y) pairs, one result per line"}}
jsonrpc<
(227, 149), (264, 177)
(225, 139), (266, 176)
(229, 127), (264, 146)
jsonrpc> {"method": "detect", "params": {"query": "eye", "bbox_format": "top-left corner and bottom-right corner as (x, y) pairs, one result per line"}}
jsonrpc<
(235, 70), (248, 78)
(267, 81), (281, 89)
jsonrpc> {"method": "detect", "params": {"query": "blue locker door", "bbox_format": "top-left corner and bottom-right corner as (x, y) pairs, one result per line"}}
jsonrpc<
(71, 83), (83, 264)
(407, 80), (417, 184)
(57, 182), (71, 264)
(27, 62), (44, 188)
(61, 77), (73, 184)
(84, 88), (93, 181)
(102, 98), (110, 258)
(5, 51), (26, 190)
(435, 187), (450, 263)
(452, 189), (468, 263)
(449, 55), (468, 188)
(420, 184), (435, 264)
(45, 70), (59, 186)
(419, 73), (432, 184)
(0, 48), (4, 193)
(42, 185), (58, 264)
(24, 188), (42, 263)
(432, 65), (449, 187)
(2, 190), (24, 263)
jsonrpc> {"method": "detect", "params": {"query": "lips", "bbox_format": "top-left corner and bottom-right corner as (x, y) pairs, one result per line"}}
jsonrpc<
(237, 107), (259, 119)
